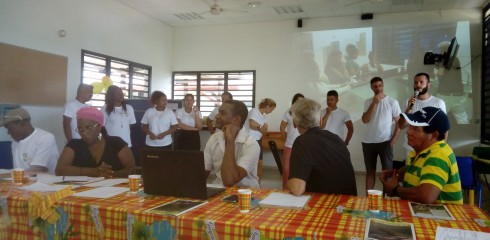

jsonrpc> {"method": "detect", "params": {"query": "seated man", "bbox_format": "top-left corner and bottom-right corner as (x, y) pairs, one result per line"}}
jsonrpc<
(380, 107), (463, 204)
(0, 108), (58, 174)
(287, 98), (357, 196)
(204, 100), (260, 188)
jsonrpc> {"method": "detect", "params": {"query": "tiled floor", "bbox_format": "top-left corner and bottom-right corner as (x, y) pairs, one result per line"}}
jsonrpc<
(260, 167), (490, 213)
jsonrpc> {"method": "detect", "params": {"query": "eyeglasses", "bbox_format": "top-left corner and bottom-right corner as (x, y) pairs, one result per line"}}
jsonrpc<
(76, 123), (99, 133)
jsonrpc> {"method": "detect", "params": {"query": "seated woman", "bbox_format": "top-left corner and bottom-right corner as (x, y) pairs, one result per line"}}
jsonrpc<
(55, 106), (135, 178)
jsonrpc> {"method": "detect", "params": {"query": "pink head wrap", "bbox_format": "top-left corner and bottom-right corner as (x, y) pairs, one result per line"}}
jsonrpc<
(76, 107), (104, 126)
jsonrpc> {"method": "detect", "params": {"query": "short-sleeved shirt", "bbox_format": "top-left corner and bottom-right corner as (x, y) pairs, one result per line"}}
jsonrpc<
(246, 108), (266, 140)
(63, 99), (88, 139)
(320, 107), (351, 140)
(289, 127), (357, 196)
(404, 140), (463, 204)
(66, 136), (127, 171)
(204, 128), (260, 188)
(363, 96), (401, 143)
(281, 110), (300, 148)
(402, 96), (446, 151)
(175, 108), (202, 128)
(140, 107), (178, 147)
(102, 105), (136, 147)
(12, 128), (59, 174)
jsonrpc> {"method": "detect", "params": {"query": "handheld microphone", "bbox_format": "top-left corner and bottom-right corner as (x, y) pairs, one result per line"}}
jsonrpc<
(409, 90), (420, 110)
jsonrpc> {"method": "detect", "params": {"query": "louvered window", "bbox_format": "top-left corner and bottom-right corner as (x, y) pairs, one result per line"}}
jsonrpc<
(81, 50), (151, 108)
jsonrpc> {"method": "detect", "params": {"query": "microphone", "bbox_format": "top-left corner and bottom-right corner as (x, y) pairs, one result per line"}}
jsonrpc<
(409, 90), (420, 110)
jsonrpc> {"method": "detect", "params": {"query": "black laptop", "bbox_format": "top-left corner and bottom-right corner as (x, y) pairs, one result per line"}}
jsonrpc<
(140, 148), (225, 200)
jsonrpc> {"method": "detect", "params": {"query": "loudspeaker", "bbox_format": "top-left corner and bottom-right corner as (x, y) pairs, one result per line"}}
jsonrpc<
(297, 19), (302, 28)
(361, 13), (373, 20)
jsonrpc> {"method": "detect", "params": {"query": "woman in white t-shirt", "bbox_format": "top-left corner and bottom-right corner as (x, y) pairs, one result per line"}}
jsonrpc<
(102, 85), (136, 147)
(174, 94), (202, 150)
(246, 98), (276, 180)
(140, 91), (178, 149)
(279, 93), (304, 189)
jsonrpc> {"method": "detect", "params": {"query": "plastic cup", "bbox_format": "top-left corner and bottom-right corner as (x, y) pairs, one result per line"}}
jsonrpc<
(237, 189), (252, 213)
(12, 168), (24, 185)
(367, 189), (383, 212)
(128, 175), (141, 193)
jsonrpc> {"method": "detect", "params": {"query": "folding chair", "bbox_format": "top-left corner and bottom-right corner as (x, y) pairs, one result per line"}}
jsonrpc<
(268, 140), (282, 175)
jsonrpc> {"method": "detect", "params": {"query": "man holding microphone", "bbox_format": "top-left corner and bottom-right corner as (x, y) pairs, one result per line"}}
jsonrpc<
(398, 72), (446, 159)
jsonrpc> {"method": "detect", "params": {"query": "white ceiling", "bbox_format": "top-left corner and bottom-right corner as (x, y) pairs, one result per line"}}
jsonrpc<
(114, 0), (488, 27)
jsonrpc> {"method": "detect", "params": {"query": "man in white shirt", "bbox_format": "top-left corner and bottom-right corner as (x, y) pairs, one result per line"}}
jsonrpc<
(361, 77), (402, 192)
(206, 92), (233, 134)
(204, 100), (260, 188)
(0, 108), (58, 174)
(320, 90), (353, 145)
(63, 83), (93, 141)
(398, 72), (446, 158)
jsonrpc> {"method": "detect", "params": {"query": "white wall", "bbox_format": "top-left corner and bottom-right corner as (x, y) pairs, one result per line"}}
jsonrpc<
(0, 0), (173, 150)
(173, 10), (482, 171)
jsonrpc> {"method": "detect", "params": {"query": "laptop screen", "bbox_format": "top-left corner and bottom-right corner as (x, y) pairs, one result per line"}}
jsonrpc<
(140, 148), (210, 200)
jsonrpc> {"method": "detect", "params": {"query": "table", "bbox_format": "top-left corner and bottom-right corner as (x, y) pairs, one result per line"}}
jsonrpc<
(1, 181), (490, 240)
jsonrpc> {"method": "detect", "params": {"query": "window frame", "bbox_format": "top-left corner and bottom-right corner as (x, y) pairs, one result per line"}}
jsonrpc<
(171, 70), (256, 125)
(81, 49), (152, 107)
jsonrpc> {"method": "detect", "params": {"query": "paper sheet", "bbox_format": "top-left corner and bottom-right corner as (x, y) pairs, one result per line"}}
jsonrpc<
(258, 192), (311, 209)
(72, 187), (128, 198)
(435, 226), (490, 240)
(18, 182), (70, 192)
(84, 178), (128, 187)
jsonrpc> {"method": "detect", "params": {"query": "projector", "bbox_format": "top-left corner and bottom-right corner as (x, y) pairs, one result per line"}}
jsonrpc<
(423, 52), (442, 65)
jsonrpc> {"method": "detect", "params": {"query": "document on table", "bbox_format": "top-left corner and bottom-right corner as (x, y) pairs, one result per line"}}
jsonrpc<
(84, 178), (128, 187)
(258, 192), (311, 209)
(18, 182), (70, 192)
(72, 187), (129, 198)
(435, 226), (490, 240)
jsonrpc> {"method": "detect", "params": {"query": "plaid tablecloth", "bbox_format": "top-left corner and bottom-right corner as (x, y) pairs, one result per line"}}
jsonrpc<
(1, 182), (489, 240)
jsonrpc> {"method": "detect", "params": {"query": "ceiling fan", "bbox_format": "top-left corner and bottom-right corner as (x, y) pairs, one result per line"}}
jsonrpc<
(200, 0), (247, 16)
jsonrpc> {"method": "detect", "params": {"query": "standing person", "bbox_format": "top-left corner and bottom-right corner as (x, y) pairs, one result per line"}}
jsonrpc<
(204, 100), (260, 187)
(0, 108), (58, 174)
(206, 92), (233, 134)
(361, 77), (402, 192)
(287, 98), (357, 196)
(279, 93), (304, 189)
(398, 72), (446, 159)
(140, 91), (178, 149)
(320, 90), (353, 145)
(63, 83), (93, 141)
(174, 94), (202, 150)
(101, 85), (136, 147)
(246, 98), (276, 181)
(380, 107), (462, 204)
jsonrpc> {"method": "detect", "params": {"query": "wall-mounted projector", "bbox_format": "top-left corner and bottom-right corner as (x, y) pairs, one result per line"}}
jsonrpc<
(423, 37), (459, 70)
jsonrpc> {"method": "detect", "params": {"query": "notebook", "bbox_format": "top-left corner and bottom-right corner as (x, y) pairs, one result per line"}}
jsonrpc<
(140, 148), (225, 200)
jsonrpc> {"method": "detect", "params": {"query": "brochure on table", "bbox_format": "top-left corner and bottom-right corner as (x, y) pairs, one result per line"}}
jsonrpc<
(408, 202), (455, 221)
(364, 218), (415, 240)
(145, 200), (208, 216)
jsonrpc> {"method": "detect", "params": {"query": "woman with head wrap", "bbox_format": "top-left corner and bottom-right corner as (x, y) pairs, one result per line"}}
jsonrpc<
(55, 107), (136, 178)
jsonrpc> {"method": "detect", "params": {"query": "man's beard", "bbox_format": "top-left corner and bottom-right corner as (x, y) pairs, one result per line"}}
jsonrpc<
(414, 86), (429, 95)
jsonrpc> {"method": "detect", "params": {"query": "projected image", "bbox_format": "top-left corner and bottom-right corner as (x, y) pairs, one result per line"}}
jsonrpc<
(296, 21), (473, 126)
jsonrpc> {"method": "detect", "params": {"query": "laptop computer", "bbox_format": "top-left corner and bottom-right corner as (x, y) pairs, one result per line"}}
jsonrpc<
(140, 148), (225, 200)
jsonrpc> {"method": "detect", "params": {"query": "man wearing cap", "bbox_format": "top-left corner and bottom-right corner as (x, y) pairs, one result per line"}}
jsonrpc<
(1, 108), (58, 174)
(380, 106), (463, 204)
(63, 83), (93, 141)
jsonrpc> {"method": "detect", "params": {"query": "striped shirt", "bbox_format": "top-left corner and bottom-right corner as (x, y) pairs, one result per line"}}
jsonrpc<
(405, 140), (463, 204)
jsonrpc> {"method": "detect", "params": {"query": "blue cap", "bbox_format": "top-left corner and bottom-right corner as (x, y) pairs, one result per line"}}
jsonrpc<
(400, 107), (450, 136)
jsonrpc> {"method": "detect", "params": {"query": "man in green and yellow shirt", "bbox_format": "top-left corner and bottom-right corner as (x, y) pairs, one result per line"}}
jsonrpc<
(381, 106), (462, 204)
